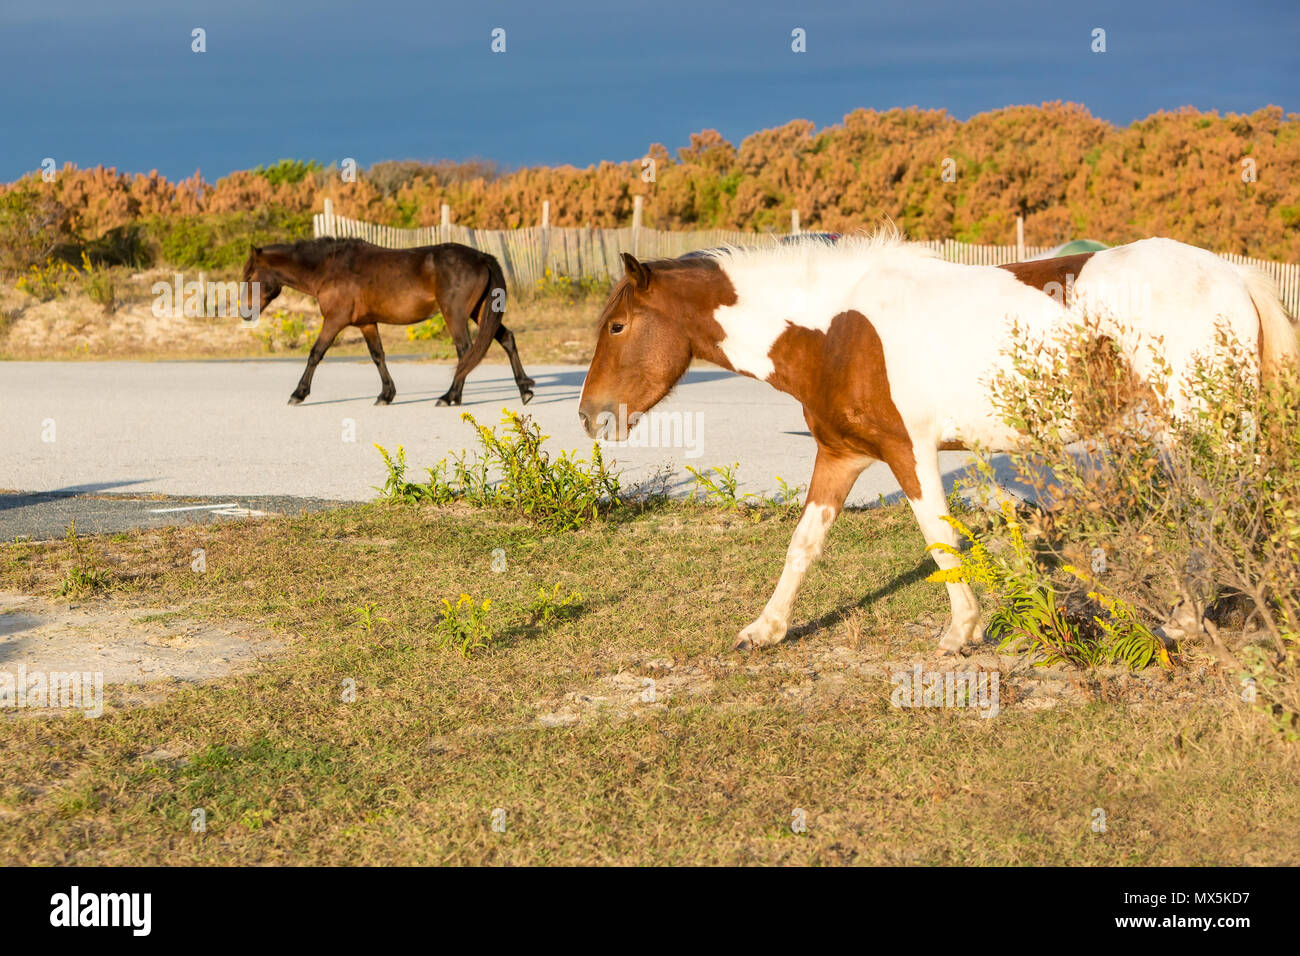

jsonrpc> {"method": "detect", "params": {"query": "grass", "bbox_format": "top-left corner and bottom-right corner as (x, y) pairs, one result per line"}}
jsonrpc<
(0, 499), (1295, 865)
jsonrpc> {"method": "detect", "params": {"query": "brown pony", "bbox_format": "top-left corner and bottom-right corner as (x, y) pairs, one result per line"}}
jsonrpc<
(579, 237), (1297, 654)
(241, 238), (534, 406)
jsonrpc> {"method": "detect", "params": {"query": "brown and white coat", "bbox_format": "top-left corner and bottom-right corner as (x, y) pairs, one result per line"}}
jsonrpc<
(580, 234), (1298, 652)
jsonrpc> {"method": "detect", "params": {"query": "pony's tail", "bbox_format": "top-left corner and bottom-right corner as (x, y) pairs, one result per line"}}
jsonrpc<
(453, 253), (507, 383)
(1237, 264), (1299, 383)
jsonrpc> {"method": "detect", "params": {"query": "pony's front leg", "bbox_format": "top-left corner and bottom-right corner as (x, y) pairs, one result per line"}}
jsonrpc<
(902, 442), (983, 654)
(734, 450), (865, 650)
(288, 318), (344, 405)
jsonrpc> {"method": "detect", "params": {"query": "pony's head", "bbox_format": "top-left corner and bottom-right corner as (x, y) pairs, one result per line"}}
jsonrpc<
(579, 253), (706, 440)
(240, 246), (283, 318)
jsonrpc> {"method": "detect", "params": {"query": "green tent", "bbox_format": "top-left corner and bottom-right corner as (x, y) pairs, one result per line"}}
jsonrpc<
(1048, 239), (1108, 257)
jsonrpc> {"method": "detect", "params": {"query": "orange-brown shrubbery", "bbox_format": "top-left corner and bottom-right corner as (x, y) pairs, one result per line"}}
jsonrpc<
(3, 102), (1298, 271)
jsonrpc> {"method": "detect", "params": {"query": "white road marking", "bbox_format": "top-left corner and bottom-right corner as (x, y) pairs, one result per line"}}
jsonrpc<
(148, 502), (238, 513)
(148, 504), (239, 512)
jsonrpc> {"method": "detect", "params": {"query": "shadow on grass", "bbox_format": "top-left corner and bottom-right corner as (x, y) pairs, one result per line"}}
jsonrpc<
(785, 557), (940, 643)
(493, 597), (603, 651)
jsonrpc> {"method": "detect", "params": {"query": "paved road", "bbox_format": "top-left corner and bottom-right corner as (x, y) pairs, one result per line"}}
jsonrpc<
(1, 359), (988, 536)
(0, 491), (347, 542)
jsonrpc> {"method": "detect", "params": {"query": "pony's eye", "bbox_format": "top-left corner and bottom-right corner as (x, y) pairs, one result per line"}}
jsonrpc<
(609, 322), (626, 334)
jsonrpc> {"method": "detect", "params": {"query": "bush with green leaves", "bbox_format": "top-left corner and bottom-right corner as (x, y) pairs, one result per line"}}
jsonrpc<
(14, 258), (76, 301)
(524, 583), (584, 626)
(77, 252), (115, 313)
(686, 462), (754, 511)
(251, 159), (323, 187)
(253, 310), (315, 351)
(434, 594), (495, 657)
(0, 179), (73, 275)
(375, 411), (622, 532)
(530, 268), (610, 305)
(145, 208), (313, 272)
(686, 463), (805, 517)
(405, 314), (446, 342)
(957, 319), (1299, 726)
(930, 502), (1168, 669)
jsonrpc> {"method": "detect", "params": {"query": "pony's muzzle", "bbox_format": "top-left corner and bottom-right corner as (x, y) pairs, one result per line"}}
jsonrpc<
(578, 403), (621, 440)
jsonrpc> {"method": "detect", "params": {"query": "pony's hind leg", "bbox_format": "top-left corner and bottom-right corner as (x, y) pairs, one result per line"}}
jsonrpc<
(734, 449), (866, 650)
(494, 323), (535, 404)
(288, 315), (345, 405)
(901, 442), (983, 654)
(360, 324), (396, 405)
(436, 306), (474, 406)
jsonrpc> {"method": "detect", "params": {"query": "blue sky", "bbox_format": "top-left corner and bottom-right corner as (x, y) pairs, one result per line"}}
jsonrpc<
(1, 0), (1296, 182)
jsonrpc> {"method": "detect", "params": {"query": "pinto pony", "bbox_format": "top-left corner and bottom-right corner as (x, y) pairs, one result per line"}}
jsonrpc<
(579, 233), (1298, 653)
(241, 238), (534, 406)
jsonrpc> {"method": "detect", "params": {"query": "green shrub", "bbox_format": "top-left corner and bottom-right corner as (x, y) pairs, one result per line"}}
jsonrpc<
(434, 593), (495, 657)
(14, 258), (76, 301)
(531, 268), (610, 304)
(77, 252), (115, 313)
(146, 209), (313, 271)
(686, 463), (805, 517)
(524, 583), (584, 626)
(83, 223), (151, 269)
(0, 180), (72, 275)
(959, 320), (1300, 713)
(251, 159), (323, 187)
(375, 411), (622, 532)
(406, 314), (445, 341)
(686, 462), (756, 511)
(930, 503), (1168, 669)
(253, 310), (315, 351)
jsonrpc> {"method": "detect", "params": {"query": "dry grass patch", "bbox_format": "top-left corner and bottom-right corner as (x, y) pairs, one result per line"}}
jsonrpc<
(0, 501), (1294, 865)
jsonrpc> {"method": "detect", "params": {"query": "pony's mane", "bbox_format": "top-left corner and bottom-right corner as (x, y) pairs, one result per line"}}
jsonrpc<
(262, 236), (367, 268)
(702, 225), (937, 271)
(595, 228), (939, 329)
(595, 254), (724, 328)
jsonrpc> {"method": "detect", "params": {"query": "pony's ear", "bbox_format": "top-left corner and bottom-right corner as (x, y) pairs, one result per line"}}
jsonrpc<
(251, 245), (262, 256)
(621, 252), (650, 290)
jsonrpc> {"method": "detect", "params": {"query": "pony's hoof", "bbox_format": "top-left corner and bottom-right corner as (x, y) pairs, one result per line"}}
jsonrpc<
(519, 389), (534, 405)
(936, 623), (980, 655)
(734, 617), (786, 651)
(375, 396), (394, 406)
(287, 395), (305, 406)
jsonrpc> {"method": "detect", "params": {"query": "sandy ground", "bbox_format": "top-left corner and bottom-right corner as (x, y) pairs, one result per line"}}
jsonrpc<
(527, 637), (1224, 731)
(0, 591), (281, 716)
(0, 275), (349, 358)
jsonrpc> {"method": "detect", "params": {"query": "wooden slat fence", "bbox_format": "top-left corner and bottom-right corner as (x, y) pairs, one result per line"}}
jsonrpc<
(313, 208), (1300, 316)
